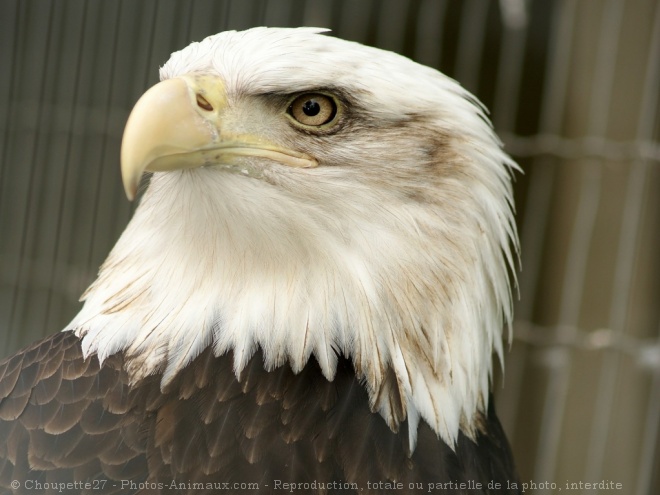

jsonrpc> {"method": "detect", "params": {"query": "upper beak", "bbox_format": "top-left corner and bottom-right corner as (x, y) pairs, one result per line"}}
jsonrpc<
(120, 75), (317, 201)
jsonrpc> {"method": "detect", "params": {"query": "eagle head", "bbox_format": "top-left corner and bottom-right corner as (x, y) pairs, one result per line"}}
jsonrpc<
(69, 27), (519, 448)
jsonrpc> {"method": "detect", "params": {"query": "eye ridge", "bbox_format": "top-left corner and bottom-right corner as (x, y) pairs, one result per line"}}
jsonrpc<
(288, 93), (338, 127)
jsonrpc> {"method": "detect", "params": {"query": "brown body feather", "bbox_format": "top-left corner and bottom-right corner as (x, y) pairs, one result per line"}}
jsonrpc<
(0, 331), (519, 494)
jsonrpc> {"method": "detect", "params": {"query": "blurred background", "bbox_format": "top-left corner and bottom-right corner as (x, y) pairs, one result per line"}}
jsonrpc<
(1, 0), (658, 493)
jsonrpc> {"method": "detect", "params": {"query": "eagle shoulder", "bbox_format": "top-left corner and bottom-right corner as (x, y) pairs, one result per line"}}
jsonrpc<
(0, 331), (519, 494)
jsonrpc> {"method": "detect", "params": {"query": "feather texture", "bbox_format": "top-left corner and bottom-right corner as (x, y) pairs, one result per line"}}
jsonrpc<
(0, 331), (518, 494)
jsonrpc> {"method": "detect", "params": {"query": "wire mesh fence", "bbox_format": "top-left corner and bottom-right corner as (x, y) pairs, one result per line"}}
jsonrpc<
(1, 1), (658, 493)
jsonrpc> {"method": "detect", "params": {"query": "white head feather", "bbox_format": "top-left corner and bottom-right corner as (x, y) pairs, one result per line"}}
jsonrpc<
(68, 27), (519, 449)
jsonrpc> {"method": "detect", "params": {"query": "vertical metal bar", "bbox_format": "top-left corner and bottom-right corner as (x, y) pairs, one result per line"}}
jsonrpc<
(43, 0), (89, 331)
(250, 0), (268, 25)
(0, 0), (20, 203)
(516, 0), (576, 324)
(535, 164), (601, 494)
(454, 0), (490, 92)
(518, 0), (576, 485)
(374, 0), (410, 52)
(535, 0), (625, 490)
(536, 0), (621, 488)
(0, 0), (23, 353)
(597, 3), (660, 493)
(334, 0), (375, 44)
(130, 0), (159, 205)
(413, 0), (448, 69)
(490, 0), (529, 439)
(301, 0), (333, 26)
(580, 0), (636, 488)
(219, 0), (231, 31)
(84, 0), (123, 273)
(491, 7), (527, 132)
(184, 0), (195, 42)
(632, 3), (660, 147)
(142, 1), (159, 104)
(585, 1), (625, 137)
(633, 17), (660, 494)
(583, 138), (648, 484)
(7, 0), (56, 348)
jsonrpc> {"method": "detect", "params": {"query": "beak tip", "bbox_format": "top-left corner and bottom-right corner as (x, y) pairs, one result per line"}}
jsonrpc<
(119, 77), (211, 203)
(121, 168), (139, 201)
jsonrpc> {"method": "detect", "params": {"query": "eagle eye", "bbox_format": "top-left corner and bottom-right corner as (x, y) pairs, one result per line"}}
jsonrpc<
(288, 93), (337, 127)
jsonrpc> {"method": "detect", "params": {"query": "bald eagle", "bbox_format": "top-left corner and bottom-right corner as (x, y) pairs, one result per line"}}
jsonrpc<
(0, 28), (520, 494)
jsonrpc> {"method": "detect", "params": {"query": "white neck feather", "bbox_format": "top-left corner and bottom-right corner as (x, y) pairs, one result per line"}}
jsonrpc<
(70, 154), (516, 449)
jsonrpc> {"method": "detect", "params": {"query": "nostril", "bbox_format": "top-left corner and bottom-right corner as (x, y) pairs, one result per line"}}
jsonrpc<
(196, 94), (213, 111)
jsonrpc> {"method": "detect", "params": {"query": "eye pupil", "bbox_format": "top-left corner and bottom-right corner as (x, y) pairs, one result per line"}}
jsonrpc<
(288, 93), (337, 127)
(302, 99), (321, 117)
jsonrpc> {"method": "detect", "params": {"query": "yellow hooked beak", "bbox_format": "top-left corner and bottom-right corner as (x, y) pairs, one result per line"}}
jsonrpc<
(120, 75), (317, 200)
